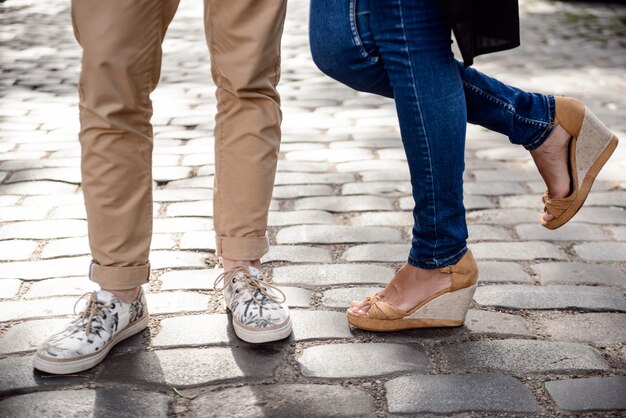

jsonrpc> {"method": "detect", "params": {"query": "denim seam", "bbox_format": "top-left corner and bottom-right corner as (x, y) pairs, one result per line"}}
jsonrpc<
(349, 0), (379, 64)
(462, 80), (551, 129)
(523, 95), (555, 151)
(397, 0), (439, 260)
(408, 246), (467, 269)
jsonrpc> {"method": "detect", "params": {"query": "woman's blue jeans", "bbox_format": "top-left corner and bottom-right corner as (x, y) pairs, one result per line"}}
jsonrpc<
(310, 0), (556, 269)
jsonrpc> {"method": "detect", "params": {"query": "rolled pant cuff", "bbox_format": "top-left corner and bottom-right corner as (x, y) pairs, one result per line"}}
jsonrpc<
(216, 235), (269, 260)
(89, 261), (151, 290)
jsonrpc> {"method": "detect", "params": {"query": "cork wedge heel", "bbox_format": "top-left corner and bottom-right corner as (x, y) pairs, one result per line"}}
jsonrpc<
(542, 97), (619, 230)
(346, 250), (478, 332)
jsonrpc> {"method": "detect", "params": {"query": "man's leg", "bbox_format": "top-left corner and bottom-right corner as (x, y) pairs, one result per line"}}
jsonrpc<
(204, 0), (292, 343)
(33, 0), (179, 374)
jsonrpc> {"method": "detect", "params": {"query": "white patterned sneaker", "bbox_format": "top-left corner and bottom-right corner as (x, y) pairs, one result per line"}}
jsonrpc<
(214, 266), (292, 343)
(33, 288), (148, 374)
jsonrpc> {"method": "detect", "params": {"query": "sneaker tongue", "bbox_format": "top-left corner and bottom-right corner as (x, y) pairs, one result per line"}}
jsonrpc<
(247, 266), (261, 277)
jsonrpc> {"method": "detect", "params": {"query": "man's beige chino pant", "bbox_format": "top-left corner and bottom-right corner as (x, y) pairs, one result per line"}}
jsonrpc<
(72, 0), (287, 290)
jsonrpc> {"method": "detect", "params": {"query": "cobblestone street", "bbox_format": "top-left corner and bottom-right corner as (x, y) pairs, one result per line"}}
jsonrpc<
(1, 0), (626, 416)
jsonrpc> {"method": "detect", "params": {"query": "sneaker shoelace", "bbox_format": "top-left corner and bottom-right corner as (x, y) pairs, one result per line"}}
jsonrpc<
(72, 291), (115, 336)
(213, 266), (286, 306)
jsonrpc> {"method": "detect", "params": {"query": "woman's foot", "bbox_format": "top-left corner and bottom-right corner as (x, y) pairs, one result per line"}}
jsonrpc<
(529, 124), (572, 222)
(349, 263), (452, 315)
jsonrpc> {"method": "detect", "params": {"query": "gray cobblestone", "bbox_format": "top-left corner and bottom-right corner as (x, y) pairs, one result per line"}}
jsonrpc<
(322, 287), (384, 309)
(0, 318), (71, 355)
(262, 245), (332, 263)
(463, 310), (533, 337)
(610, 226), (626, 240)
(542, 313), (626, 344)
(467, 208), (540, 224)
(151, 314), (232, 348)
(341, 182), (411, 196)
(268, 210), (336, 226)
(465, 181), (527, 196)
(545, 376), (626, 412)
(153, 218), (213, 233)
(0, 279), (22, 299)
(145, 291), (209, 315)
(0, 180), (77, 196)
(386, 374), (540, 414)
(190, 384), (374, 418)
(293, 195), (392, 212)
(0, 240), (38, 261)
(477, 262), (533, 283)
(0, 206), (49, 222)
(0, 220), (87, 240)
(290, 310), (354, 341)
(0, 357), (84, 394)
(350, 211), (412, 226)
(179, 231), (216, 251)
(574, 242), (626, 261)
(273, 264), (393, 286)
(442, 339), (610, 373)
(298, 343), (428, 378)
(159, 268), (220, 291)
(574, 207), (626, 225)
(342, 244), (408, 262)
(474, 285), (626, 311)
(471, 241), (568, 260)
(276, 225), (401, 244)
(0, 256), (91, 280)
(532, 262), (626, 286)
(515, 223), (610, 241)
(274, 172), (354, 185)
(166, 200), (212, 217)
(40, 237), (89, 259)
(271, 184), (333, 199)
(467, 225), (513, 241)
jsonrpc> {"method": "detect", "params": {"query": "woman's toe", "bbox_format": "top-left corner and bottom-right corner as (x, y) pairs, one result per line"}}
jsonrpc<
(543, 212), (556, 222)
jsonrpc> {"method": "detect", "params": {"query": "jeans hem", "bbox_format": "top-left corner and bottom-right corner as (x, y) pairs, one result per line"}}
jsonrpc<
(523, 95), (556, 151)
(407, 246), (468, 269)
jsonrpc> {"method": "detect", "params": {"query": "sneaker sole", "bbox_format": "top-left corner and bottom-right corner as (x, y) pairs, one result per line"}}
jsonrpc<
(232, 317), (293, 344)
(33, 314), (149, 375)
(223, 299), (293, 343)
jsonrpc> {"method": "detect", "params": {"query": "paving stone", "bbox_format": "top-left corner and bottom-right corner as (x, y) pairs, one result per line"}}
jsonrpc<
(179, 231), (216, 250)
(350, 211), (412, 226)
(163, 175), (213, 189)
(322, 287), (384, 309)
(145, 291), (209, 314)
(584, 191), (626, 207)
(517, 222), (611, 241)
(499, 194), (543, 209)
(298, 343), (428, 378)
(463, 309), (533, 337)
(542, 313), (626, 344)
(293, 195), (393, 212)
(6, 167), (81, 184)
(0, 180), (77, 196)
(262, 245), (332, 263)
(342, 182), (411, 197)
(0, 195), (21, 207)
(0, 279), (22, 299)
(276, 225), (401, 244)
(20, 193), (84, 207)
(24, 277), (98, 298)
(151, 314), (232, 348)
(474, 285), (626, 311)
(0, 297), (80, 322)
(166, 200), (212, 217)
(274, 172), (354, 185)
(466, 208), (540, 224)
(276, 161), (331, 173)
(532, 262), (626, 286)
(464, 195), (498, 210)
(342, 244), (408, 262)
(441, 339), (610, 373)
(545, 376), (626, 412)
(0, 220), (87, 239)
(0, 357), (85, 395)
(0, 240), (38, 262)
(574, 207), (626, 225)
(48, 204), (87, 220)
(153, 217), (213, 233)
(268, 210), (336, 226)
(611, 226), (626, 240)
(271, 184), (333, 199)
(149, 250), (207, 269)
(386, 373), (540, 414)
(190, 384), (374, 418)
(473, 169), (542, 182)
(471, 241), (567, 260)
(360, 170), (409, 182)
(336, 160), (408, 173)
(285, 147), (373, 163)
(0, 206), (49, 222)
(290, 310), (354, 341)
(465, 181), (527, 195)
(478, 262), (533, 283)
(574, 242), (626, 261)
(0, 256), (91, 280)
(153, 188), (210, 202)
(0, 389), (172, 418)
(0, 318), (73, 355)
(151, 234), (177, 250)
(96, 347), (282, 387)
(273, 264), (394, 286)
(467, 225), (513, 241)
(40, 237), (89, 258)
(159, 268), (222, 290)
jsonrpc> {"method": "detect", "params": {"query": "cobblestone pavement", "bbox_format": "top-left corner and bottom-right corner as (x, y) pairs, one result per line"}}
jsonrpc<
(1, 0), (626, 416)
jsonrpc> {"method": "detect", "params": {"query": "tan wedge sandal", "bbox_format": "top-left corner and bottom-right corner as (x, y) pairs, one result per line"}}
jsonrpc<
(346, 250), (478, 332)
(542, 97), (619, 230)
